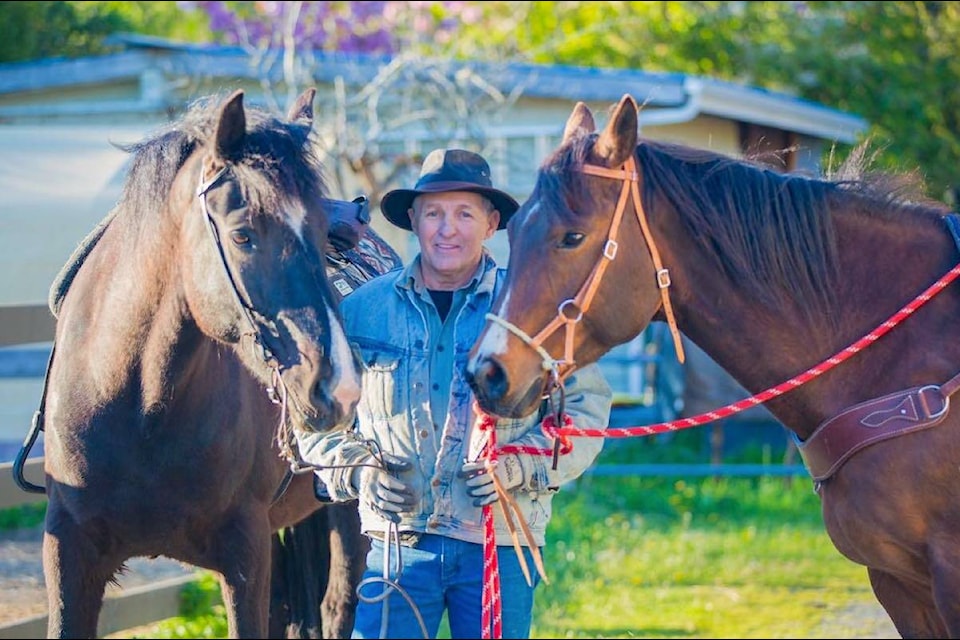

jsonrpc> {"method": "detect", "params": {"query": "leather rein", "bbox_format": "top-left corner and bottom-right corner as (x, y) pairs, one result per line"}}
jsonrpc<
(484, 154), (960, 484)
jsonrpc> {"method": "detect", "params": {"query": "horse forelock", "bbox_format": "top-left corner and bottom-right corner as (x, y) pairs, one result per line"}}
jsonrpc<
(116, 95), (326, 238)
(533, 136), (594, 226)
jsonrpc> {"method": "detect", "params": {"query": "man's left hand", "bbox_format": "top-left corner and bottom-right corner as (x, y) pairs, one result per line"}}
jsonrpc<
(460, 455), (523, 507)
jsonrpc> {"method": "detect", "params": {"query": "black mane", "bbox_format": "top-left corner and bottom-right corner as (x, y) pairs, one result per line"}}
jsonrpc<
(114, 93), (326, 229)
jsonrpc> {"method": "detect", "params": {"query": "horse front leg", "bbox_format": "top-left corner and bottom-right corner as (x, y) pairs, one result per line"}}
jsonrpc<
(868, 567), (945, 638)
(42, 506), (117, 638)
(928, 543), (960, 638)
(321, 502), (366, 639)
(214, 515), (274, 638)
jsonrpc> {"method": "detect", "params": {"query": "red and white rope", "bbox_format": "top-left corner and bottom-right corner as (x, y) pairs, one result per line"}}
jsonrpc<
(475, 261), (960, 638)
(561, 262), (960, 439)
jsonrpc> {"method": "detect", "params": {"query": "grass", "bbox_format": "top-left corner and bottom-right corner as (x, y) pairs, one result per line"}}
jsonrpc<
(529, 473), (880, 638)
(3, 428), (891, 638)
(141, 473), (884, 638)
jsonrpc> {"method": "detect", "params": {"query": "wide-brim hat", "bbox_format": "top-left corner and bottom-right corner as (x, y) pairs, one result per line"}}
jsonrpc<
(380, 148), (520, 231)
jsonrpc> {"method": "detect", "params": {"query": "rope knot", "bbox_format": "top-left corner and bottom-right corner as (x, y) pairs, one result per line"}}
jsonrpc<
(540, 412), (574, 456)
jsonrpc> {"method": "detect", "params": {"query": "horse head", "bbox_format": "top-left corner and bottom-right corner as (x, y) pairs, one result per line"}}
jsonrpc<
(468, 94), (668, 418)
(178, 89), (360, 434)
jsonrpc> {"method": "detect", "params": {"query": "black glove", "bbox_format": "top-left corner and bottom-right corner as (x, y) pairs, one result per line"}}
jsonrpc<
(460, 455), (524, 507)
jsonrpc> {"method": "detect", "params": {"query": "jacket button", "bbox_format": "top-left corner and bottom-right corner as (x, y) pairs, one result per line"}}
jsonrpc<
(419, 429), (429, 439)
(431, 478), (441, 487)
(427, 517), (439, 529)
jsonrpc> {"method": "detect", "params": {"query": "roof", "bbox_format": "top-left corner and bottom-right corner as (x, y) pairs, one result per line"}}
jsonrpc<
(0, 33), (867, 143)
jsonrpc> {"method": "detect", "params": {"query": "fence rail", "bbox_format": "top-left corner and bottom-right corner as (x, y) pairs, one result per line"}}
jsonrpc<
(0, 574), (198, 640)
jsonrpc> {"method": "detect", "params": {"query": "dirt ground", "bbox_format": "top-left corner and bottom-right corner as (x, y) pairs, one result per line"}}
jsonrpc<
(0, 524), (194, 625)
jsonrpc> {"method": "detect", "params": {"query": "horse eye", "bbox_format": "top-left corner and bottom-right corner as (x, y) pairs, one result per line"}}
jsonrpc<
(560, 232), (585, 248)
(231, 230), (251, 246)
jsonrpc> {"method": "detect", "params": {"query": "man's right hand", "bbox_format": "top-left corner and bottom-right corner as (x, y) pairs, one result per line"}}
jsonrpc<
(354, 452), (416, 523)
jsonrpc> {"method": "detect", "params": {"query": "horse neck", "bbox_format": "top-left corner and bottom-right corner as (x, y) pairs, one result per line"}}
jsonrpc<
(58, 212), (221, 411)
(667, 208), (960, 439)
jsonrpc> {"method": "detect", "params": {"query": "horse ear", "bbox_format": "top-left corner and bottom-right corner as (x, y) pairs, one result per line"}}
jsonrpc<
(594, 94), (639, 167)
(214, 89), (247, 162)
(562, 102), (596, 144)
(288, 87), (316, 124)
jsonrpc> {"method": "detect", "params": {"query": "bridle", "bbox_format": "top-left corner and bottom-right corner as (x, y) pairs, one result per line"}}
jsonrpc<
(196, 164), (306, 484)
(486, 154), (686, 383)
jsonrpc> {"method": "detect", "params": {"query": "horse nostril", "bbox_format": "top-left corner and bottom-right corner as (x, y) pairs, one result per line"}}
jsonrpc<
(475, 358), (508, 402)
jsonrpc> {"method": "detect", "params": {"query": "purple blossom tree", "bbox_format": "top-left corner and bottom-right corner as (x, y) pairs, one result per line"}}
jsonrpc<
(180, 0), (523, 253)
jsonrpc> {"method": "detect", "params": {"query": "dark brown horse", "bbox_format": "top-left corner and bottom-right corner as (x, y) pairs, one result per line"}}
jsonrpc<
(37, 88), (363, 638)
(467, 94), (960, 638)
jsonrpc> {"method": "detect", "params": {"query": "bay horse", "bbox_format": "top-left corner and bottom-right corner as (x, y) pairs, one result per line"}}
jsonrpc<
(34, 88), (363, 638)
(467, 94), (960, 638)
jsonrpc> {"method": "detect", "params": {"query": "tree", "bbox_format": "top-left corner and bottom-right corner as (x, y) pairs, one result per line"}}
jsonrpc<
(428, 1), (959, 205)
(185, 1), (525, 250)
(8, 2), (957, 204)
(0, 1), (210, 63)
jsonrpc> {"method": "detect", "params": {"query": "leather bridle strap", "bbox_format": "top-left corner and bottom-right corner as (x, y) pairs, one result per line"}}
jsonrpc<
(486, 154), (685, 377)
(580, 155), (684, 363)
(196, 165), (297, 501)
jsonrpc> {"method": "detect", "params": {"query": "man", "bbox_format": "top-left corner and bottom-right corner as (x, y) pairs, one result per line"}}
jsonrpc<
(297, 148), (612, 639)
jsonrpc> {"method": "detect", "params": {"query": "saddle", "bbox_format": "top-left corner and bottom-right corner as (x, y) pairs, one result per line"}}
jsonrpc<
(323, 197), (402, 302)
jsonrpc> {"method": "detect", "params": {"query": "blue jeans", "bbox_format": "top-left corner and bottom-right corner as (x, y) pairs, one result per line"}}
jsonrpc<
(351, 533), (540, 639)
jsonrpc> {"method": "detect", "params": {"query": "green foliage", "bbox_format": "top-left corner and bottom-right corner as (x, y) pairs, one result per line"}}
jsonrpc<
(140, 572), (227, 639)
(4, 1), (957, 202)
(444, 1), (960, 204)
(0, 1), (210, 63)
(0, 502), (45, 530)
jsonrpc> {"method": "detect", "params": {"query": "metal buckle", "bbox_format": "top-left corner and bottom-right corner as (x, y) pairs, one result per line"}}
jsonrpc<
(917, 384), (949, 420)
(603, 239), (618, 260)
(656, 268), (671, 289)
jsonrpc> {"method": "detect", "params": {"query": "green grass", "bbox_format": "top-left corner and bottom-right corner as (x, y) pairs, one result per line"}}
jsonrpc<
(530, 474), (878, 638)
(138, 471), (883, 639)
(0, 502), (45, 530)
(4, 432), (887, 638)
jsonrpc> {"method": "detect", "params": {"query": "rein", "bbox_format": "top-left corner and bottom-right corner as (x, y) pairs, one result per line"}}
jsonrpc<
(486, 154), (686, 382)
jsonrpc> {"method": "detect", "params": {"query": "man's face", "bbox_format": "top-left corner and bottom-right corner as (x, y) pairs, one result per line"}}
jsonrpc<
(409, 191), (500, 290)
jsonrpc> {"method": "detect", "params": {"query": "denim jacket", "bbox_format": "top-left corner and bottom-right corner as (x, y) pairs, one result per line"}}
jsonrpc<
(297, 251), (613, 547)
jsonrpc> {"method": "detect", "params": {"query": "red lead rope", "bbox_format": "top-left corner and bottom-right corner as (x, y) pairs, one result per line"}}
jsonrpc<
(477, 409), (502, 640)
(475, 409), (573, 639)
(560, 262), (960, 439)
(475, 260), (960, 638)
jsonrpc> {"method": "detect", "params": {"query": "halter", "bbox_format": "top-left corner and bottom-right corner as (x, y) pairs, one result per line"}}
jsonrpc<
(486, 154), (686, 381)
